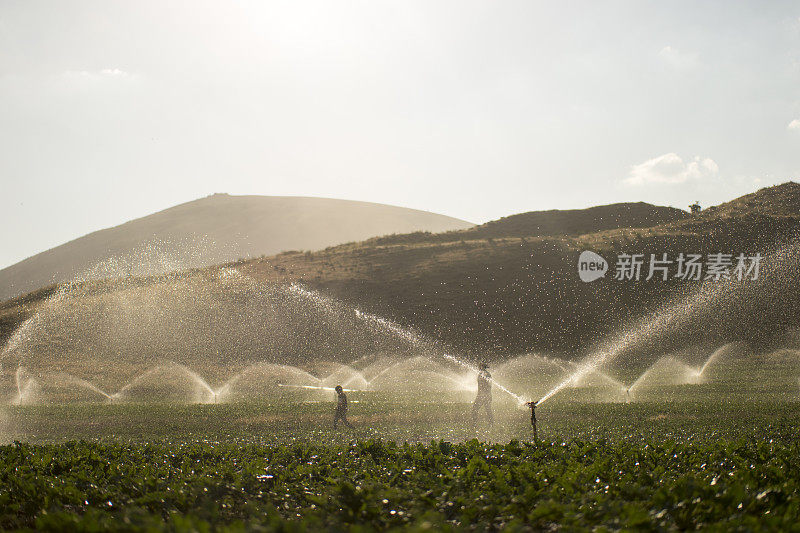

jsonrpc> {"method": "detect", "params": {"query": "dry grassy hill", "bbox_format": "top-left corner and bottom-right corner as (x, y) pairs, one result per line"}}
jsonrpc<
(231, 183), (800, 359)
(0, 194), (474, 302)
(3, 183), (800, 369)
(369, 202), (688, 245)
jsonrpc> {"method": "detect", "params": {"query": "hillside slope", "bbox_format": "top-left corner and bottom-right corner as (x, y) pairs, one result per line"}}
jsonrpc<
(0, 194), (474, 301)
(3, 183), (800, 375)
(370, 202), (689, 245)
(232, 182), (800, 360)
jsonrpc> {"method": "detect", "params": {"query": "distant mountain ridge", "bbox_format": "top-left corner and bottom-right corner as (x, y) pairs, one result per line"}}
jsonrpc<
(471, 202), (688, 237)
(369, 202), (689, 245)
(5, 183), (800, 368)
(692, 182), (800, 219)
(0, 194), (474, 301)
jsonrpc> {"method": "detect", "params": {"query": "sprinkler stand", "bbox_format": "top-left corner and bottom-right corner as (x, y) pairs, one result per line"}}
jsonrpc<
(525, 401), (538, 440)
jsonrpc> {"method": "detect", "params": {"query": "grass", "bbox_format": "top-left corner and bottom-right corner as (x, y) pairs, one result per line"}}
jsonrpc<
(5, 394), (800, 443)
(3, 397), (800, 531)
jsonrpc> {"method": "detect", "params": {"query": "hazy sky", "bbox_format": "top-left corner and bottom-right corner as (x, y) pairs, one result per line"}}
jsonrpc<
(2, 1), (800, 269)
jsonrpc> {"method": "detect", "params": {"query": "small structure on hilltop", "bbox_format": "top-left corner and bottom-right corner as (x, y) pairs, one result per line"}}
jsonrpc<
(689, 201), (702, 215)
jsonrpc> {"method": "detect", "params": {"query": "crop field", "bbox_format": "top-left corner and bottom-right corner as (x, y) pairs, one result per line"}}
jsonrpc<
(3, 397), (800, 531)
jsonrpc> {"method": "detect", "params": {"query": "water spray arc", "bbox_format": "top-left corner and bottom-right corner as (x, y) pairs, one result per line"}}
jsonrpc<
(56, 374), (114, 402)
(441, 354), (529, 405)
(2, 259), (772, 410)
(0, 283), (76, 361)
(12, 367), (36, 406)
(537, 242), (800, 406)
(621, 343), (740, 401)
(287, 282), (530, 404)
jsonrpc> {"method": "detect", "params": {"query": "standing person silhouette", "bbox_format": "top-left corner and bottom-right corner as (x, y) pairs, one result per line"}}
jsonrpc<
(471, 362), (493, 429)
(333, 385), (353, 429)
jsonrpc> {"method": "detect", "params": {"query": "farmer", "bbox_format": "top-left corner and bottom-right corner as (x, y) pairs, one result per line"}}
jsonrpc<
(333, 385), (353, 429)
(471, 362), (493, 428)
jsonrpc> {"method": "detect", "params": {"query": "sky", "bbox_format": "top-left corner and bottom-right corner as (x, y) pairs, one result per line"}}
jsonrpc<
(1, 1), (800, 269)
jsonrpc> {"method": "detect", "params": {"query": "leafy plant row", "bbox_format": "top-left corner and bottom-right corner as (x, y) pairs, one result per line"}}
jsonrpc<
(2, 428), (800, 531)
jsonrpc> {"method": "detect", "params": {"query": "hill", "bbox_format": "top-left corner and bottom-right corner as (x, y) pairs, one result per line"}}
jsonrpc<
(699, 182), (800, 218)
(369, 202), (688, 245)
(0, 194), (474, 301)
(228, 182), (800, 361)
(3, 183), (800, 382)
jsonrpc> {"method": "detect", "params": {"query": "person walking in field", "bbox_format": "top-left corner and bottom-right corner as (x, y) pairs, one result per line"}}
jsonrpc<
(471, 362), (493, 429)
(333, 385), (353, 429)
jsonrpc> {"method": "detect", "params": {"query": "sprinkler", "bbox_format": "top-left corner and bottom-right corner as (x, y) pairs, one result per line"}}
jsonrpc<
(525, 401), (538, 440)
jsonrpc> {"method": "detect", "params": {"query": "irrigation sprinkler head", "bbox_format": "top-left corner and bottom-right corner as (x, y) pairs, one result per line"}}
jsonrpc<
(525, 401), (539, 439)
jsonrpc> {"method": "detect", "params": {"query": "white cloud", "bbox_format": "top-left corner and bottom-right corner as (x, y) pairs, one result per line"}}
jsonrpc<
(624, 153), (719, 186)
(788, 119), (800, 130)
(61, 68), (133, 83)
(658, 46), (699, 69)
(99, 68), (130, 77)
(56, 68), (137, 92)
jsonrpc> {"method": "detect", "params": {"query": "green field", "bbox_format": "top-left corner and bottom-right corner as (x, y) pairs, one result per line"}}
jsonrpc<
(3, 396), (800, 531)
